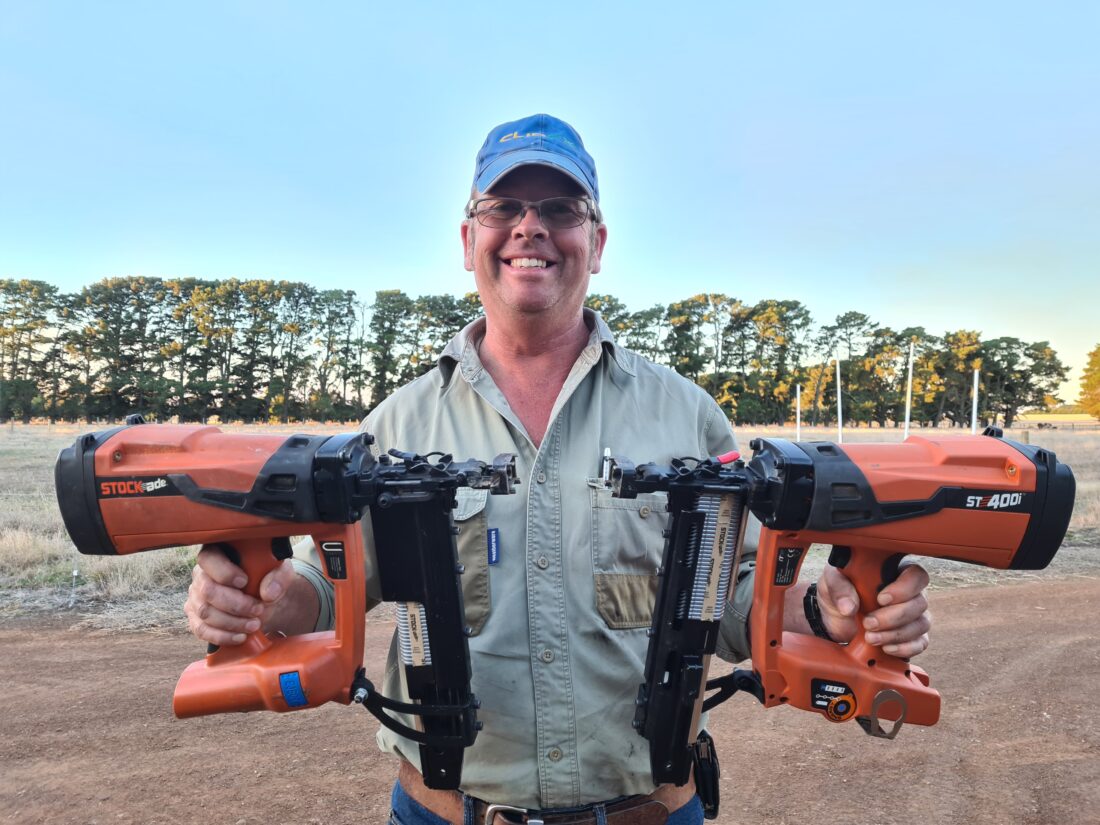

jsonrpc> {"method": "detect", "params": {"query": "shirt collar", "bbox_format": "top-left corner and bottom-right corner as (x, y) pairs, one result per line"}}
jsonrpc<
(436, 308), (636, 389)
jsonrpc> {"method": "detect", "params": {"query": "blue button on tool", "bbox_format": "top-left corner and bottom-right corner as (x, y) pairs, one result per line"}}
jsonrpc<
(279, 671), (308, 707)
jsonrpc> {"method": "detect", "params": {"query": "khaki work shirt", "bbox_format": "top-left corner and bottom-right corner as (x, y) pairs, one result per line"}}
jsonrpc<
(296, 310), (757, 808)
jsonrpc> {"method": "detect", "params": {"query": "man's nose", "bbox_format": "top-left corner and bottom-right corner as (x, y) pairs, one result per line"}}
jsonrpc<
(512, 205), (548, 238)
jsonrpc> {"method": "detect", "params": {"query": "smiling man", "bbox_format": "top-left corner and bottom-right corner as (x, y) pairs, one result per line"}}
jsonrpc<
(185, 114), (932, 825)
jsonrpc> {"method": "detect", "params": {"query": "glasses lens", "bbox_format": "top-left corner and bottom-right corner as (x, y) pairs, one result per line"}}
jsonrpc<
(539, 197), (589, 229)
(475, 199), (525, 227)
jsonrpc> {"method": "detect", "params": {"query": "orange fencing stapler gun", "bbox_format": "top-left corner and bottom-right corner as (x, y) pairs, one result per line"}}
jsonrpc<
(610, 428), (1074, 817)
(55, 418), (516, 789)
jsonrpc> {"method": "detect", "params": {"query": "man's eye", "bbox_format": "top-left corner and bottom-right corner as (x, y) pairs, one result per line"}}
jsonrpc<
(482, 201), (520, 217)
(543, 200), (584, 219)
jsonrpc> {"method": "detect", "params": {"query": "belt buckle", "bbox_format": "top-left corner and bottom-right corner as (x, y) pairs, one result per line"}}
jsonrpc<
(484, 803), (544, 825)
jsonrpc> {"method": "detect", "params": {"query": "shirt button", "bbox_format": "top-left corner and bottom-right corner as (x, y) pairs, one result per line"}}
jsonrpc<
(547, 747), (563, 762)
(535, 556), (550, 570)
(539, 648), (555, 663)
(639, 505), (651, 518)
(536, 471), (547, 484)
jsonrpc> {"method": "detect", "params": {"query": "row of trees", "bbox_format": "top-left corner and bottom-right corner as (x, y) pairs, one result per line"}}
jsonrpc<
(0, 277), (484, 423)
(0, 277), (1070, 427)
(589, 294), (1069, 427)
(1082, 344), (1100, 420)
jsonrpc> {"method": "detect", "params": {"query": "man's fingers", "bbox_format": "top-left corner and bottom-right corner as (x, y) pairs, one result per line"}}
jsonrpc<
(186, 613), (250, 647)
(259, 559), (296, 604)
(191, 573), (263, 619)
(865, 611), (932, 647)
(184, 586), (262, 646)
(188, 599), (262, 635)
(863, 592), (929, 632)
(877, 563), (930, 606)
(185, 550), (282, 647)
(882, 632), (930, 658)
(196, 545), (248, 589)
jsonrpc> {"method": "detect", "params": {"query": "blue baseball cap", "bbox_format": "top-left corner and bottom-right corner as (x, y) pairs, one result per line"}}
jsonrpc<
(473, 114), (599, 202)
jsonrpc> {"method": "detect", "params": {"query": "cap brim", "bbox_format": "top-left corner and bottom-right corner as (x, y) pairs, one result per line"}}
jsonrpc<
(475, 149), (596, 200)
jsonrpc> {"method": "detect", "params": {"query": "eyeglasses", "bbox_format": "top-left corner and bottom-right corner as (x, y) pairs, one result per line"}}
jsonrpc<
(465, 196), (600, 230)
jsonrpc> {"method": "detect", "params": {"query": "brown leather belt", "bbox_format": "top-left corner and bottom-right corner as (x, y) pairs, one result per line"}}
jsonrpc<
(397, 759), (695, 825)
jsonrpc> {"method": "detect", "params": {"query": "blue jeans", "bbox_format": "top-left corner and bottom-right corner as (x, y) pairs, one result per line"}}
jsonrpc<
(388, 780), (705, 825)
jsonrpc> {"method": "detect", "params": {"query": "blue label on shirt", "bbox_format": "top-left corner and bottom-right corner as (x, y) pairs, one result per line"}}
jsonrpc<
(488, 528), (500, 565)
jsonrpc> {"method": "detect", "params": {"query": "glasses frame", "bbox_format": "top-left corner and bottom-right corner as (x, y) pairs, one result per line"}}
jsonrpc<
(465, 196), (602, 229)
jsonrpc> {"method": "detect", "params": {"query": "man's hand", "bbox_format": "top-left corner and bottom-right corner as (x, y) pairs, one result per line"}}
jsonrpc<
(815, 563), (932, 657)
(183, 546), (302, 646)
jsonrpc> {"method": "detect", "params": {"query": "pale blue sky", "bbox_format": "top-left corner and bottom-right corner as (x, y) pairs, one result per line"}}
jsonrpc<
(1, 2), (1096, 399)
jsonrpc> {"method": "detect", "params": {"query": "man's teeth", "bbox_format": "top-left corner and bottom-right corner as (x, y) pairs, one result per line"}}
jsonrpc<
(509, 258), (549, 268)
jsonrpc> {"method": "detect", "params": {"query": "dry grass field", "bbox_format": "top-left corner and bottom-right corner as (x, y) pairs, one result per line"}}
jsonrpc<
(0, 420), (1096, 626)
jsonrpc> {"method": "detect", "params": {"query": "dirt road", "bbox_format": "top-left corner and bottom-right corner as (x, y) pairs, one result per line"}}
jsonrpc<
(2, 578), (1099, 825)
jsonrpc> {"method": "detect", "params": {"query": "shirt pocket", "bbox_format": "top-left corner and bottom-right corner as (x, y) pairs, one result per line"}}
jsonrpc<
(453, 487), (491, 635)
(587, 479), (668, 630)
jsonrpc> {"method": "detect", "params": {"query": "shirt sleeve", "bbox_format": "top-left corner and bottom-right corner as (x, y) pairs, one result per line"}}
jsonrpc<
(290, 539), (335, 633)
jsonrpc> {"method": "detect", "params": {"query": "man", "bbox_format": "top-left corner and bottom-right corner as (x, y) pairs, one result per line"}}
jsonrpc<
(185, 114), (931, 824)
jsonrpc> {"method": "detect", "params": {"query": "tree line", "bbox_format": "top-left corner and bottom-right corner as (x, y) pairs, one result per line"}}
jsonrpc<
(0, 277), (1069, 427)
(1082, 344), (1100, 420)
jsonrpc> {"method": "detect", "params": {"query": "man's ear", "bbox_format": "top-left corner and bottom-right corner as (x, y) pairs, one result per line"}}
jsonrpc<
(461, 220), (475, 272)
(589, 224), (608, 274)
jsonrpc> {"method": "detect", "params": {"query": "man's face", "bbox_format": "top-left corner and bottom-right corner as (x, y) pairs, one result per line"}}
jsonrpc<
(461, 165), (607, 320)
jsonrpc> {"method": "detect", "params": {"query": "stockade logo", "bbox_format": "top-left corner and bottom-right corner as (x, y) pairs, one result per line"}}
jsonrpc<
(98, 476), (179, 498)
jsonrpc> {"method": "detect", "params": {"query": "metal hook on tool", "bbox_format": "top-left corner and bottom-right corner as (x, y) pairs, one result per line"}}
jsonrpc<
(858, 689), (907, 739)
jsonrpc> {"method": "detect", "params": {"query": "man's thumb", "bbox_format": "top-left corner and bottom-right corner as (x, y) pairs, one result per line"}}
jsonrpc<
(822, 567), (859, 617)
